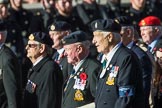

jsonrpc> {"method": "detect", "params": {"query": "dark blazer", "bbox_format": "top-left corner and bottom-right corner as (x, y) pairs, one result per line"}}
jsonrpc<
(0, 45), (21, 108)
(95, 44), (145, 108)
(62, 57), (101, 108)
(23, 56), (63, 108)
(131, 42), (152, 108)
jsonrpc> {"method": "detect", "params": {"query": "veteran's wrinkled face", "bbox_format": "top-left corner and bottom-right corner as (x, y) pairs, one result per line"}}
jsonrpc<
(49, 31), (68, 49)
(140, 26), (156, 45)
(25, 40), (42, 60)
(92, 31), (110, 54)
(63, 43), (80, 65)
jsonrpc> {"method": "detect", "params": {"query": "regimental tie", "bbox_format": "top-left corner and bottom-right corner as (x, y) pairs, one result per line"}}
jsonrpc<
(64, 69), (75, 92)
(100, 57), (107, 78)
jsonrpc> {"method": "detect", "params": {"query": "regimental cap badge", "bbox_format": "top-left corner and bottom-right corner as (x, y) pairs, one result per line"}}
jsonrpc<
(114, 19), (120, 24)
(141, 20), (146, 26)
(95, 22), (98, 28)
(50, 25), (55, 31)
(61, 39), (66, 44)
(29, 34), (35, 40)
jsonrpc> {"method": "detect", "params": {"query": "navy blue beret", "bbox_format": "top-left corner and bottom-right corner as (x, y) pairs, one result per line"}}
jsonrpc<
(0, 20), (7, 31)
(114, 16), (132, 26)
(91, 19), (121, 33)
(48, 21), (71, 31)
(28, 32), (53, 46)
(62, 31), (88, 45)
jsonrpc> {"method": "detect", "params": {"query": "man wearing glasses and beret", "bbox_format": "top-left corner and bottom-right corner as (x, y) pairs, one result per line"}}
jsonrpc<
(23, 32), (63, 108)
(91, 19), (145, 108)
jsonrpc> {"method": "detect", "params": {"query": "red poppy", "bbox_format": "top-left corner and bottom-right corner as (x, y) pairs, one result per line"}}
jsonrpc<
(80, 73), (87, 80)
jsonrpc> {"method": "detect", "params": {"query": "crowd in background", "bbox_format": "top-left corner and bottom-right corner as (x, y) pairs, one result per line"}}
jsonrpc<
(0, 0), (162, 108)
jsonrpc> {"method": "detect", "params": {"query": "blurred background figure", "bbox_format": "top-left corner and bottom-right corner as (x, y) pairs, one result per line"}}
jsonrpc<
(8, 0), (33, 44)
(0, 20), (21, 108)
(121, 0), (158, 34)
(106, 0), (121, 17)
(75, 0), (113, 35)
(0, 0), (24, 62)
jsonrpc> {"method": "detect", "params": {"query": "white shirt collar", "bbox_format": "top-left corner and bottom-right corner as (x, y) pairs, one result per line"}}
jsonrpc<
(57, 48), (64, 60)
(73, 58), (86, 73)
(127, 41), (134, 49)
(33, 56), (44, 66)
(101, 42), (122, 67)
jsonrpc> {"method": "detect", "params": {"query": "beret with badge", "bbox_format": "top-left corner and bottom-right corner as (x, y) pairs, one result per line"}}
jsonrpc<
(48, 21), (71, 31)
(114, 16), (132, 26)
(28, 32), (53, 47)
(139, 16), (161, 27)
(91, 19), (121, 33)
(61, 30), (88, 45)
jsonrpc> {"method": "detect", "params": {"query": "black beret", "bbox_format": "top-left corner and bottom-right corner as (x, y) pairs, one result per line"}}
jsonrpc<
(48, 21), (71, 31)
(0, 20), (7, 31)
(91, 19), (121, 33)
(114, 16), (132, 26)
(28, 32), (53, 47)
(62, 31), (88, 45)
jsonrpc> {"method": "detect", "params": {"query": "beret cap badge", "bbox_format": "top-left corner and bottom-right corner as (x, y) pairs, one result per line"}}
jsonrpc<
(141, 20), (146, 26)
(61, 39), (66, 44)
(95, 22), (98, 28)
(50, 25), (55, 31)
(29, 34), (35, 40)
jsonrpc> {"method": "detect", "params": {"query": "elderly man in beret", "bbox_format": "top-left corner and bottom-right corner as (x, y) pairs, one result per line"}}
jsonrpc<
(139, 16), (162, 54)
(61, 30), (101, 108)
(48, 21), (73, 82)
(0, 19), (21, 108)
(115, 16), (153, 108)
(91, 19), (145, 108)
(23, 32), (63, 108)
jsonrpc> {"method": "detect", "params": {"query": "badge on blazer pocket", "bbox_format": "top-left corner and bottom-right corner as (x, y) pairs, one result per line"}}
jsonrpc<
(74, 90), (84, 101)
(26, 80), (37, 93)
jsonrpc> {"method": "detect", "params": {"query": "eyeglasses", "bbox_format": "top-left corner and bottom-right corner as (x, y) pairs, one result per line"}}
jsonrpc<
(26, 44), (40, 48)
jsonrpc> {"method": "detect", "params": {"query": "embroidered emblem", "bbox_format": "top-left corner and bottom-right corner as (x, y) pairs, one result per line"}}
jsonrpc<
(106, 76), (115, 85)
(50, 25), (55, 31)
(74, 90), (84, 101)
(119, 86), (134, 97)
(29, 34), (34, 40)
